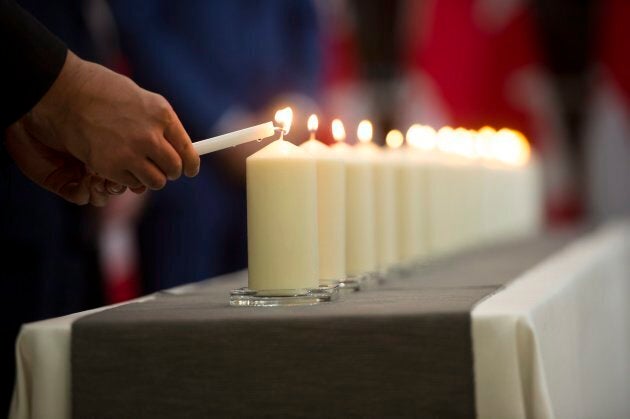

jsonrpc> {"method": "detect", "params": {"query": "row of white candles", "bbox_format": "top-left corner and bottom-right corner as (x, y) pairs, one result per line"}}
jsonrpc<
(246, 107), (543, 292)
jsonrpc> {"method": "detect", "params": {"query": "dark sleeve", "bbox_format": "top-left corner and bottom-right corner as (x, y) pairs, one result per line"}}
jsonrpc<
(0, 0), (68, 130)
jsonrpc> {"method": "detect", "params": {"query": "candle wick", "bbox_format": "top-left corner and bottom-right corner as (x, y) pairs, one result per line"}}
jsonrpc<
(274, 126), (286, 141)
(309, 132), (315, 141)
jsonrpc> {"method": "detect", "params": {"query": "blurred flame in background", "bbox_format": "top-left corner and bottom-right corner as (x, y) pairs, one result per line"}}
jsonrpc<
(386, 129), (404, 149)
(307, 114), (319, 132)
(407, 124), (437, 151)
(332, 118), (347, 142)
(357, 120), (373, 143)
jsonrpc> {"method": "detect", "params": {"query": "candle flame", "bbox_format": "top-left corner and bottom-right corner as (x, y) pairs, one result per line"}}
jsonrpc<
(357, 120), (373, 143)
(385, 129), (404, 149)
(452, 128), (477, 159)
(511, 129), (531, 166)
(332, 119), (346, 142)
(407, 124), (437, 150)
(479, 126), (496, 136)
(274, 107), (293, 136)
(437, 126), (455, 153)
(307, 114), (318, 132)
(491, 128), (531, 165)
(474, 126), (496, 159)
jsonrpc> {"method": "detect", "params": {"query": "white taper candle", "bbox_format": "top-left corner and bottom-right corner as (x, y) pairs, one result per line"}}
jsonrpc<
(193, 122), (275, 155)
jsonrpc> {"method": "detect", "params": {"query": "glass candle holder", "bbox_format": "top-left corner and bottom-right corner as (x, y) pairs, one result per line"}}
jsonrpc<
(229, 284), (339, 307)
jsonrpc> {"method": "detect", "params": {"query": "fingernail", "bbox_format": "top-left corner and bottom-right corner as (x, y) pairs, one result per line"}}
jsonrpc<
(187, 167), (200, 177)
(108, 184), (126, 194)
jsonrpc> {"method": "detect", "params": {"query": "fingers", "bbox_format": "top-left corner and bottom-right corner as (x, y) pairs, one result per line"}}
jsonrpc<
(163, 111), (200, 178)
(147, 137), (182, 180)
(88, 176), (128, 207)
(105, 180), (127, 195)
(130, 185), (147, 194)
(89, 176), (109, 207)
(58, 177), (91, 206)
(101, 170), (144, 190)
(131, 159), (167, 191)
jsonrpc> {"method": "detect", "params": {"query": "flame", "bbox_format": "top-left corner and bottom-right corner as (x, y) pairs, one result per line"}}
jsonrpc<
(307, 114), (318, 132)
(274, 107), (293, 135)
(452, 128), (476, 158)
(491, 128), (531, 165)
(332, 119), (346, 142)
(385, 130), (404, 149)
(436, 126), (455, 153)
(357, 120), (373, 143)
(407, 124), (437, 150)
(474, 126), (496, 159)
(511, 129), (531, 166)
(479, 126), (496, 136)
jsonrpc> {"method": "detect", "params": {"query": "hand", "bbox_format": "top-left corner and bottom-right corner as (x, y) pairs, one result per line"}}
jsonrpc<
(14, 51), (200, 191)
(5, 120), (129, 206)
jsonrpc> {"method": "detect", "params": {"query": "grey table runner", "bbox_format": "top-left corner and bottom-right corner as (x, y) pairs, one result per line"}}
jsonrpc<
(72, 232), (576, 418)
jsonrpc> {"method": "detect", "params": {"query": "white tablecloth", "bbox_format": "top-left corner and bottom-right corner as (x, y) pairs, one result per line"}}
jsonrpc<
(10, 221), (630, 419)
(472, 220), (630, 418)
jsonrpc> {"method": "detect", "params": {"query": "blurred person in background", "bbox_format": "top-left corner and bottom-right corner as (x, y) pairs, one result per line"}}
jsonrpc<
(581, 0), (630, 221)
(107, 0), (321, 293)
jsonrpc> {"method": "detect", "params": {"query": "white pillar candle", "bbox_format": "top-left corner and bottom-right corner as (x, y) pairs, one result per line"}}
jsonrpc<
(488, 128), (517, 240)
(492, 129), (543, 239)
(386, 129), (429, 262)
(450, 128), (486, 250)
(519, 154), (544, 235)
(246, 108), (319, 292)
(356, 120), (398, 271)
(426, 126), (475, 256)
(475, 127), (502, 244)
(404, 125), (440, 260)
(300, 115), (346, 284)
(330, 119), (377, 277)
(385, 129), (418, 264)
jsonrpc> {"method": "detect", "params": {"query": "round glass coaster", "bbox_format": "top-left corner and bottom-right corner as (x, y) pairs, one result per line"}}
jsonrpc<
(229, 284), (339, 307)
(360, 271), (383, 289)
(320, 278), (341, 287)
(337, 276), (363, 293)
(388, 260), (421, 279)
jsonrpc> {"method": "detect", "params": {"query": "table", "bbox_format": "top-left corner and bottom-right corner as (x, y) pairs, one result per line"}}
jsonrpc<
(10, 220), (630, 419)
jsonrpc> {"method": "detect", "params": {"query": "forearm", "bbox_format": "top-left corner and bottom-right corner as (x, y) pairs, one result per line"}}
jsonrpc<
(0, 0), (68, 130)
